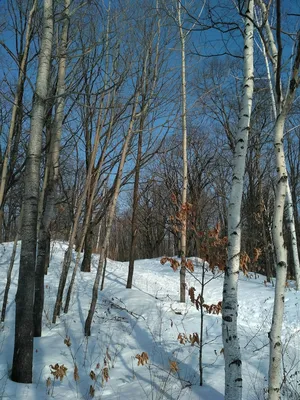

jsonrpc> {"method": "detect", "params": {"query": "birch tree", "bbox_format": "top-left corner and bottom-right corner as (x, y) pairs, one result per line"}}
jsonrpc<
(255, 0), (300, 291)
(255, 1), (300, 397)
(177, 0), (188, 303)
(11, 0), (53, 383)
(222, 1), (254, 399)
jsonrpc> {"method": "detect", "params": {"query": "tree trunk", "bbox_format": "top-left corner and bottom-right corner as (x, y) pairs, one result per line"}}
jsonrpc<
(33, 0), (70, 337)
(268, 112), (289, 400)
(126, 126), (143, 288)
(12, 0), (53, 383)
(257, 4), (300, 289)
(44, 231), (51, 274)
(255, 4), (300, 396)
(267, 37), (300, 400)
(222, 2), (254, 399)
(178, 1), (188, 303)
(81, 221), (93, 272)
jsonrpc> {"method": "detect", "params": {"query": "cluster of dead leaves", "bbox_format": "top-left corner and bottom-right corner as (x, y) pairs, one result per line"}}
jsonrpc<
(240, 248), (263, 276)
(160, 257), (194, 272)
(188, 287), (222, 314)
(169, 197), (194, 233)
(177, 332), (200, 346)
(188, 287), (204, 310)
(136, 352), (149, 366)
(203, 301), (222, 315)
(195, 223), (228, 272)
(73, 363), (79, 382)
(50, 364), (68, 381)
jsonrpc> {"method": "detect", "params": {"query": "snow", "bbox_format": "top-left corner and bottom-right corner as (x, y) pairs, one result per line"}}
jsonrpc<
(0, 241), (299, 399)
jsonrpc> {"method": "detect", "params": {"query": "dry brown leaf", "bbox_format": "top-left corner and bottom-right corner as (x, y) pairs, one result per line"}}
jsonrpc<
(189, 333), (200, 346)
(74, 363), (79, 382)
(169, 360), (179, 373)
(177, 333), (187, 345)
(90, 370), (96, 381)
(102, 367), (109, 382)
(50, 364), (67, 381)
(135, 352), (149, 366)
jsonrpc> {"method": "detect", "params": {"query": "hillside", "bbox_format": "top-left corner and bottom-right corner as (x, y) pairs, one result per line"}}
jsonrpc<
(0, 241), (299, 399)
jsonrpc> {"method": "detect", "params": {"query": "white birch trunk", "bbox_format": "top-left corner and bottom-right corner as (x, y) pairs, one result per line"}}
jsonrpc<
(256, 4), (300, 396)
(222, 2), (254, 399)
(178, 0), (188, 303)
(257, 4), (300, 290)
(267, 44), (300, 400)
(268, 111), (288, 400)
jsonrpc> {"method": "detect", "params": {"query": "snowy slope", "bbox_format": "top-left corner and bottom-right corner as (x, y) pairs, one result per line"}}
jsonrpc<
(0, 241), (299, 399)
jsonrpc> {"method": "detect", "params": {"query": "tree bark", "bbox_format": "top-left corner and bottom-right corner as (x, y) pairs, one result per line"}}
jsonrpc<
(256, 3), (300, 289)
(81, 220), (93, 272)
(178, 0), (188, 303)
(12, 0), (53, 383)
(222, 2), (254, 399)
(126, 122), (143, 288)
(33, 0), (70, 337)
(267, 33), (300, 400)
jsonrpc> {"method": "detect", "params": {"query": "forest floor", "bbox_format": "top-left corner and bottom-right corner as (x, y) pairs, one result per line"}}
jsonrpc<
(0, 241), (299, 399)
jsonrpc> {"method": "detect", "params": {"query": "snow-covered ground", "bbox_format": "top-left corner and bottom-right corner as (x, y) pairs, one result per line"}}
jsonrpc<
(0, 241), (299, 399)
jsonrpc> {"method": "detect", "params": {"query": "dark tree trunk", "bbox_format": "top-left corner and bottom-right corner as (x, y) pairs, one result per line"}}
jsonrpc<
(126, 129), (143, 289)
(81, 222), (93, 272)
(44, 232), (51, 274)
(12, 0), (53, 383)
